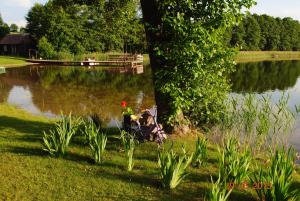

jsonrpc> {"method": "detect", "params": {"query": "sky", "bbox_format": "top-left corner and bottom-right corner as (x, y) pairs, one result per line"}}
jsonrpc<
(1, 0), (300, 27)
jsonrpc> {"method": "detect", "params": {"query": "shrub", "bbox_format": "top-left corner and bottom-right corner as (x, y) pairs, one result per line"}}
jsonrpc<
(251, 146), (300, 201)
(192, 136), (208, 167)
(43, 114), (82, 157)
(158, 147), (193, 189)
(38, 37), (56, 59)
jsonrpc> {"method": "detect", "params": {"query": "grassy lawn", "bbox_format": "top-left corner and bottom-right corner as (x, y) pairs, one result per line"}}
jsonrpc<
(0, 56), (29, 67)
(0, 104), (300, 200)
(236, 51), (300, 63)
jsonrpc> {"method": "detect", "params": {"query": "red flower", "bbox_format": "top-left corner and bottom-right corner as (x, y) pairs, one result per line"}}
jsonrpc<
(121, 101), (127, 108)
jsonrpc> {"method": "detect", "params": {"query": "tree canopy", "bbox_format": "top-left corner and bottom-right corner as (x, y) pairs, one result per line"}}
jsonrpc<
(26, 0), (146, 58)
(141, 0), (256, 130)
(229, 14), (300, 51)
(0, 14), (10, 39)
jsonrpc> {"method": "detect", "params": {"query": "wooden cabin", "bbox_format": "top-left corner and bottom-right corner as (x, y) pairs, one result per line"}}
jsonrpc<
(0, 34), (35, 57)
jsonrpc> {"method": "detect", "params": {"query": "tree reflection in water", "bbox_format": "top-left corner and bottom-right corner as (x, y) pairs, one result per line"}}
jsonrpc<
(0, 66), (155, 124)
(231, 60), (300, 93)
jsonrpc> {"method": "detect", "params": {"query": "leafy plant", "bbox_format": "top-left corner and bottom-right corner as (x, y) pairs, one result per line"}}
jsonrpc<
(43, 114), (82, 157)
(158, 146), (193, 189)
(192, 136), (208, 167)
(219, 137), (251, 184)
(89, 131), (107, 164)
(207, 174), (232, 201)
(121, 131), (135, 172)
(251, 146), (300, 201)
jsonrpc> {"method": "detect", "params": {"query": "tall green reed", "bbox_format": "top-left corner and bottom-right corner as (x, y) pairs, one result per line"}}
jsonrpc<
(218, 136), (251, 185)
(158, 146), (193, 189)
(84, 120), (107, 164)
(192, 136), (208, 167)
(251, 146), (300, 201)
(121, 130), (135, 172)
(43, 113), (82, 157)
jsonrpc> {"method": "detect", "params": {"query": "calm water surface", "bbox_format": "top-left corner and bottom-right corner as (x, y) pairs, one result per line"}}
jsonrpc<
(0, 61), (299, 151)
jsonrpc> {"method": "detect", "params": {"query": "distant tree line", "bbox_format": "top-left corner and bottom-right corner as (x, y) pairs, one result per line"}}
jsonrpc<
(26, 0), (146, 58)
(225, 14), (300, 51)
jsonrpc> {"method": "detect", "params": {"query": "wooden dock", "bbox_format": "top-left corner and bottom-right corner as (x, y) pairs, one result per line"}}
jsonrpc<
(26, 54), (144, 69)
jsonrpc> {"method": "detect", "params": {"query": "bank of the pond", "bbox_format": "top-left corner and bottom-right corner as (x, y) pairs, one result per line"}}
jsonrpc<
(236, 51), (300, 63)
(0, 104), (299, 200)
(0, 56), (31, 67)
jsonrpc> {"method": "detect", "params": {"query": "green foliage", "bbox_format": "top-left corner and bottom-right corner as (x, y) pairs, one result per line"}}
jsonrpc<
(0, 14), (10, 38)
(229, 14), (300, 51)
(141, 0), (256, 127)
(9, 24), (19, 33)
(219, 94), (298, 150)
(251, 147), (300, 201)
(89, 131), (107, 164)
(83, 118), (107, 164)
(26, 1), (145, 54)
(120, 131), (135, 172)
(192, 136), (208, 167)
(158, 146), (193, 189)
(207, 174), (232, 201)
(218, 137), (251, 184)
(43, 114), (82, 157)
(38, 37), (56, 59)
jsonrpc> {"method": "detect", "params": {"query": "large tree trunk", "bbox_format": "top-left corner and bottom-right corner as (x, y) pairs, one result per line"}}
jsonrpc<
(140, 0), (173, 130)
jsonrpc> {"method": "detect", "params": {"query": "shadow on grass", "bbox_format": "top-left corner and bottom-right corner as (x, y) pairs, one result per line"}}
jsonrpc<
(0, 115), (52, 136)
(5, 145), (47, 157)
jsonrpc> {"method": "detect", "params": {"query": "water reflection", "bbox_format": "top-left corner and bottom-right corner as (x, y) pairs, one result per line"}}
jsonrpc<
(232, 61), (300, 93)
(1, 62), (300, 151)
(231, 60), (300, 152)
(0, 66), (155, 123)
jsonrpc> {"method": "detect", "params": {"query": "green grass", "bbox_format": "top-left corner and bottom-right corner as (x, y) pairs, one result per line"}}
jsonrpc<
(236, 51), (300, 63)
(0, 56), (29, 67)
(0, 104), (299, 200)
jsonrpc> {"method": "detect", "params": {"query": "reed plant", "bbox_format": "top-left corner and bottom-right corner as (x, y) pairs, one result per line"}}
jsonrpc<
(251, 146), (300, 201)
(192, 136), (208, 167)
(82, 118), (107, 163)
(219, 137), (251, 184)
(206, 174), (232, 201)
(121, 131), (135, 172)
(218, 94), (298, 151)
(43, 114), (82, 157)
(158, 146), (193, 189)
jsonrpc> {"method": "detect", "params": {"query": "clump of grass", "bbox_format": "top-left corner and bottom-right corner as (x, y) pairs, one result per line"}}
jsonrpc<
(84, 119), (107, 164)
(206, 174), (232, 201)
(43, 114), (82, 157)
(218, 94), (299, 151)
(251, 146), (300, 201)
(158, 146), (193, 189)
(121, 131), (135, 172)
(219, 136), (251, 184)
(192, 136), (208, 167)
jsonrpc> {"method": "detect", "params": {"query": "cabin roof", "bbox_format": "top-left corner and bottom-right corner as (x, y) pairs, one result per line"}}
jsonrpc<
(0, 34), (33, 45)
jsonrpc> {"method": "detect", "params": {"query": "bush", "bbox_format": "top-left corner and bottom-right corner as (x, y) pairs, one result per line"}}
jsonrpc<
(38, 37), (56, 59)
(158, 147), (193, 189)
(43, 114), (82, 157)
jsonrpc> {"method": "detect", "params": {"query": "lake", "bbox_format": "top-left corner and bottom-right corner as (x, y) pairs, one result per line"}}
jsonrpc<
(0, 61), (299, 151)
